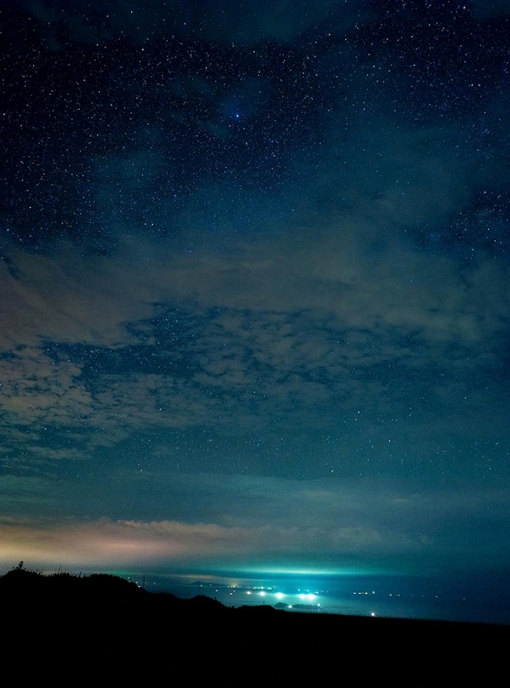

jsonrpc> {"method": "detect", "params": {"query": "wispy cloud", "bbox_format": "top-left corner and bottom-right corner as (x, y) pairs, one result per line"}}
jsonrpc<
(1, 474), (508, 572)
(2, 214), (509, 470)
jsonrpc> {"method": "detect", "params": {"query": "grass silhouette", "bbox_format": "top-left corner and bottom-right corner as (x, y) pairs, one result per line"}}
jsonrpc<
(1, 564), (507, 684)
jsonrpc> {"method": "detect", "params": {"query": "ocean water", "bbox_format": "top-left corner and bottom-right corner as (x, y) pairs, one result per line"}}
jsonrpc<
(129, 572), (510, 626)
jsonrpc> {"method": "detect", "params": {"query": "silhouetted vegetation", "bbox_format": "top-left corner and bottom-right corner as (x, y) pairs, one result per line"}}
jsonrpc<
(1, 565), (507, 684)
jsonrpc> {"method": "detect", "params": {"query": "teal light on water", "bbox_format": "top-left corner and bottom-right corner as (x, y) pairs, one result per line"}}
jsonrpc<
(216, 565), (387, 578)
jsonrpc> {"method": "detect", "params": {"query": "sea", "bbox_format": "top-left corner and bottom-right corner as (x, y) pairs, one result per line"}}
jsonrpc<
(125, 571), (510, 626)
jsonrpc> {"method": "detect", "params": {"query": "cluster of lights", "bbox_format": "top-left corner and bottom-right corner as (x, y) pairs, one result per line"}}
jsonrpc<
(249, 589), (321, 611)
(205, 582), (324, 611)
(255, 591), (317, 600)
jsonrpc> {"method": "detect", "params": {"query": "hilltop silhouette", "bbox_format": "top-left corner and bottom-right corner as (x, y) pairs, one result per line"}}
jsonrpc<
(1, 564), (507, 684)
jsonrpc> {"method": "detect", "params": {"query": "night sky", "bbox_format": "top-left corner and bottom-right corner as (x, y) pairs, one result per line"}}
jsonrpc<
(1, 0), (510, 598)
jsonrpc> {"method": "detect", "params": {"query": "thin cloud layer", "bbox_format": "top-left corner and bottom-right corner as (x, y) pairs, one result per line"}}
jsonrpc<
(1, 216), (509, 471)
(1, 475), (508, 572)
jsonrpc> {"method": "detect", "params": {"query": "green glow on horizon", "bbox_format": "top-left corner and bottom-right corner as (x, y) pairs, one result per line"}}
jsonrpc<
(210, 565), (387, 578)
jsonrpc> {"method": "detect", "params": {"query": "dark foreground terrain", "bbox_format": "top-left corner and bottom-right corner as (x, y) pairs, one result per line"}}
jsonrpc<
(1, 567), (507, 685)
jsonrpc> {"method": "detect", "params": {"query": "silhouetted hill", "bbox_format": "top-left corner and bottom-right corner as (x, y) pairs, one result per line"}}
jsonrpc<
(1, 566), (507, 685)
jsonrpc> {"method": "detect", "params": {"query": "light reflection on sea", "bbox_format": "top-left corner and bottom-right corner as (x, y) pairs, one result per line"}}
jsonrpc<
(126, 572), (510, 626)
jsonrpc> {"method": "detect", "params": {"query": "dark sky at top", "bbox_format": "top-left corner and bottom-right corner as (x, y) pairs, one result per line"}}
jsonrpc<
(1, 1), (510, 585)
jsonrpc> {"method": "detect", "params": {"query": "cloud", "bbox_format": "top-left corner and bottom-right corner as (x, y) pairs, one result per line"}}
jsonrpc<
(1, 215), (509, 469)
(0, 245), (158, 351)
(0, 516), (426, 571)
(3, 216), (508, 357)
(1, 474), (508, 572)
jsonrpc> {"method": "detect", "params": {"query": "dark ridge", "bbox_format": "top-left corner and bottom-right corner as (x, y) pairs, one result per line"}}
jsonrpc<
(1, 566), (507, 684)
